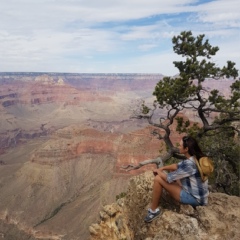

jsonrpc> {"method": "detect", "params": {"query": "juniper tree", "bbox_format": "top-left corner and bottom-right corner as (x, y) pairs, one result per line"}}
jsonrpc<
(123, 31), (239, 194)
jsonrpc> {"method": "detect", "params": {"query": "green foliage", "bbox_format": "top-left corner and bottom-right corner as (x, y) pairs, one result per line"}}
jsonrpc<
(132, 31), (239, 195)
(141, 102), (150, 114)
(116, 192), (127, 201)
(152, 31), (239, 134)
(221, 61), (239, 78)
(150, 31), (240, 195)
(153, 76), (198, 107)
(175, 117), (201, 136)
(199, 130), (240, 196)
(176, 117), (190, 132)
(172, 33), (219, 81)
(172, 32), (219, 59)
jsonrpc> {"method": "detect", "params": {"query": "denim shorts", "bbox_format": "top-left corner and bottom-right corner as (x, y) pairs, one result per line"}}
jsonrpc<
(180, 190), (200, 207)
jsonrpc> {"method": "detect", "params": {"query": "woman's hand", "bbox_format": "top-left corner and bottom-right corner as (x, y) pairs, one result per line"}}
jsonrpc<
(153, 168), (164, 176)
(153, 164), (178, 176)
(153, 168), (167, 181)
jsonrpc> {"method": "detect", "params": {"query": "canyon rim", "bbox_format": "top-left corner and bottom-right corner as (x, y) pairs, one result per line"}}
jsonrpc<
(0, 73), (236, 240)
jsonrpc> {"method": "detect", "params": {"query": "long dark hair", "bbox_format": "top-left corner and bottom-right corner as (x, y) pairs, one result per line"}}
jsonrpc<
(182, 136), (204, 160)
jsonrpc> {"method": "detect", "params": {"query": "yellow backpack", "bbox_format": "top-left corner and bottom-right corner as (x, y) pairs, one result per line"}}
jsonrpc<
(194, 157), (214, 181)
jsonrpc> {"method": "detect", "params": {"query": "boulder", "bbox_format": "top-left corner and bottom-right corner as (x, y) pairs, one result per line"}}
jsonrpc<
(89, 171), (240, 240)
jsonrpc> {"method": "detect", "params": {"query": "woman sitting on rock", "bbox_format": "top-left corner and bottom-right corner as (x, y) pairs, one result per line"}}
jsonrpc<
(144, 136), (209, 223)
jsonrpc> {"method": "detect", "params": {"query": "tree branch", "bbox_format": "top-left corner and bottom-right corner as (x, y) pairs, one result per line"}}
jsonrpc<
(202, 108), (240, 115)
(203, 125), (239, 135)
(121, 156), (164, 171)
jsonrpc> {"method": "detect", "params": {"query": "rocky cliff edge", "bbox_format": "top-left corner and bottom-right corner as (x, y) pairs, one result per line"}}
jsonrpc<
(89, 171), (240, 240)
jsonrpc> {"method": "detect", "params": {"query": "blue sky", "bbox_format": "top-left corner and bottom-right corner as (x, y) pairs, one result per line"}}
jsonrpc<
(0, 0), (239, 76)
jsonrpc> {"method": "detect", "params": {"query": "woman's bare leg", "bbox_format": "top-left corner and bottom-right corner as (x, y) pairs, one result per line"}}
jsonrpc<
(151, 171), (182, 210)
(151, 175), (163, 210)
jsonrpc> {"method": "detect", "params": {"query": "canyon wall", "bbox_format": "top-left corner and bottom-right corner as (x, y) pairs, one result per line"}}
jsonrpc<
(89, 171), (240, 240)
(0, 73), (236, 239)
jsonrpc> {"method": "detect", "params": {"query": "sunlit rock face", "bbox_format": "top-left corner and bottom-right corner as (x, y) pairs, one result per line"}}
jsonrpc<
(89, 171), (240, 240)
(0, 73), (162, 151)
(0, 73), (163, 239)
(0, 73), (236, 239)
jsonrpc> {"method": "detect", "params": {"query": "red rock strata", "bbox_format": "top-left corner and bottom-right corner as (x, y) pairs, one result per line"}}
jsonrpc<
(30, 121), (188, 176)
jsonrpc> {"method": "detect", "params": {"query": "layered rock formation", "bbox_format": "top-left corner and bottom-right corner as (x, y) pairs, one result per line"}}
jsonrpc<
(0, 73), (163, 153)
(0, 73), (234, 152)
(0, 122), (163, 240)
(0, 73), (163, 239)
(89, 171), (240, 240)
(0, 73), (237, 240)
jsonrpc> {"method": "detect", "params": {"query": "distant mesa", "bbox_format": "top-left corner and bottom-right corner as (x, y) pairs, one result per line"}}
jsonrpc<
(34, 74), (55, 84)
(57, 77), (65, 85)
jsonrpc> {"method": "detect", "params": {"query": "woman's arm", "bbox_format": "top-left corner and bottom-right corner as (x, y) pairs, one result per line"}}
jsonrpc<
(167, 160), (197, 183)
(160, 163), (178, 171)
(153, 163), (178, 175)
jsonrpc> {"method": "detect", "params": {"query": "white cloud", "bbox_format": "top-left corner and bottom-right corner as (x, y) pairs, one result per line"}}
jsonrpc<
(195, 0), (240, 27)
(0, 0), (239, 73)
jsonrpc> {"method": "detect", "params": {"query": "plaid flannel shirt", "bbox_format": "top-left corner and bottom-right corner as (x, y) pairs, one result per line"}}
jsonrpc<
(167, 156), (209, 205)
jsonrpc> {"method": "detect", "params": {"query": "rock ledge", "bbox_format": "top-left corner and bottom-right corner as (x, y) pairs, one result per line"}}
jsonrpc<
(89, 171), (240, 240)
